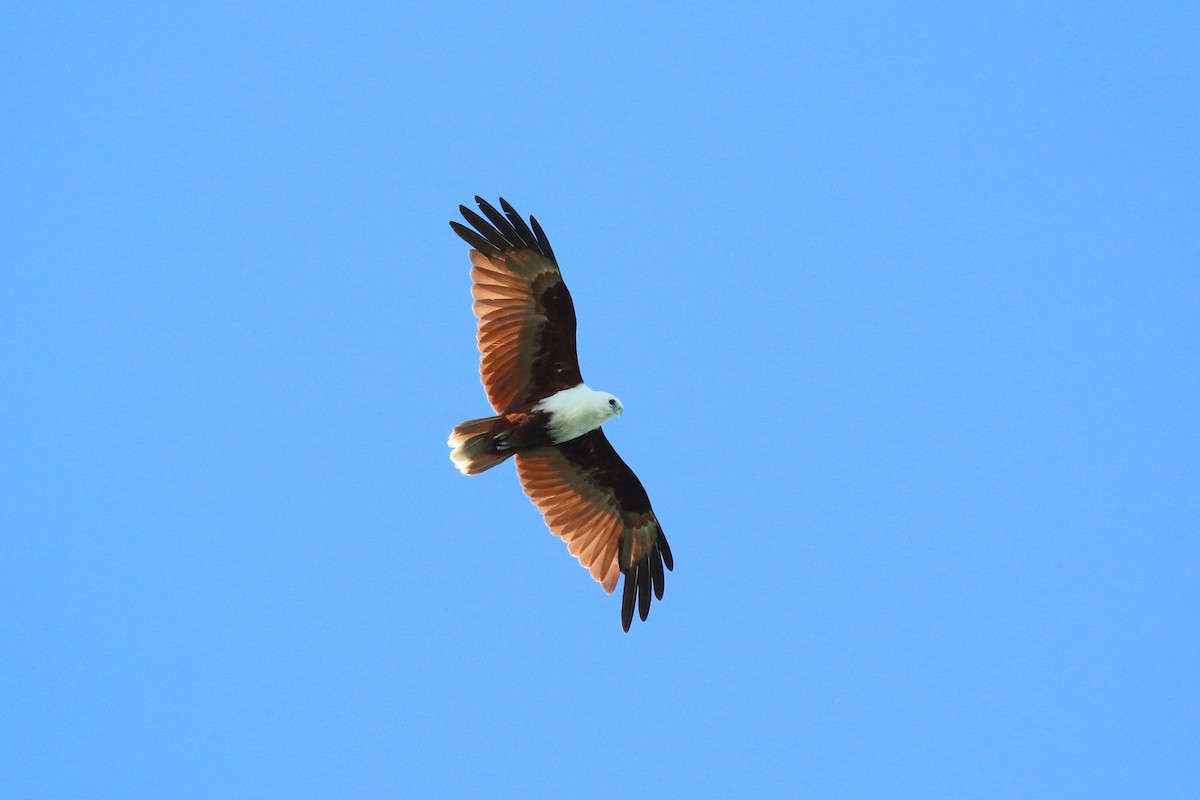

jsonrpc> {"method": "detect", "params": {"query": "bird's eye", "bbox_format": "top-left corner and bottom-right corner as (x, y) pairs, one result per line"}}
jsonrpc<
(609, 399), (617, 407)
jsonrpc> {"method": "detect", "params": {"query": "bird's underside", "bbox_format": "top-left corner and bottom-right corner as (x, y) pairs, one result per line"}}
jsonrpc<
(447, 197), (672, 632)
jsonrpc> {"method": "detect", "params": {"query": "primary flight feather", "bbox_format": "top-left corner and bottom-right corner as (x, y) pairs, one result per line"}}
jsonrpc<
(447, 197), (673, 631)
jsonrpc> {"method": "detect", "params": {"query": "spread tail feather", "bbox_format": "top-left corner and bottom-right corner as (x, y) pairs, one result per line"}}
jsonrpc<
(448, 416), (511, 475)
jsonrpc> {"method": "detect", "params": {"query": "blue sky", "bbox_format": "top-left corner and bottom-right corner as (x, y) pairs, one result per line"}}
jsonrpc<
(3, 2), (1197, 797)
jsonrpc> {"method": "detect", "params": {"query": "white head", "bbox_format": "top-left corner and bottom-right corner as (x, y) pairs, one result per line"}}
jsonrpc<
(598, 391), (624, 420)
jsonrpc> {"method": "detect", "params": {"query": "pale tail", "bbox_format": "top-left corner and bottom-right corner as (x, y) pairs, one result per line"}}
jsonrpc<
(448, 416), (511, 475)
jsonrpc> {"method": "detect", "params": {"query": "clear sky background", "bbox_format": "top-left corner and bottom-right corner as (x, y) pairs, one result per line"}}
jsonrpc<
(3, 3), (1197, 798)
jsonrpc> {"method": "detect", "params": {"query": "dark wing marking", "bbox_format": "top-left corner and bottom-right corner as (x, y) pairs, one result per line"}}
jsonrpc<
(451, 198), (583, 413)
(514, 429), (672, 632)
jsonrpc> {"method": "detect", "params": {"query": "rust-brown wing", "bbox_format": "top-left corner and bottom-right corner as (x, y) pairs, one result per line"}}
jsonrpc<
(514, 429), (673, 631)
(450, 197), (583, 414)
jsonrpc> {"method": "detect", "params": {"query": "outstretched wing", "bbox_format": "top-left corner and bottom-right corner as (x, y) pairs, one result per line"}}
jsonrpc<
(514, 429), (673, 632)
(450, 197), (583, 414)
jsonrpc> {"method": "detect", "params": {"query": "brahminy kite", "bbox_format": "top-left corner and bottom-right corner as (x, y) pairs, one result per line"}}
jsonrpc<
(447, 197), (673, 631)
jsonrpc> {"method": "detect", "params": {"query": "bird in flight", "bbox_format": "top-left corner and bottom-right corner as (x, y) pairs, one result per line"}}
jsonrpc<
(447, 197), (673, 631)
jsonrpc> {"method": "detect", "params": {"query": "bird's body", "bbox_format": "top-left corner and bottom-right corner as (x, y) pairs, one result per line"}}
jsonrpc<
(447, 197), (672, 631)
(448, 384), (620, 473)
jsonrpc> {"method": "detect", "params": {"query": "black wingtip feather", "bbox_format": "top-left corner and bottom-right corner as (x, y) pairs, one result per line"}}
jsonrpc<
(621, 572), (636, 632)
(637, 562), (651, 621)
(449, 221), (501, 258)
(651, 547), (665, 600)
(658, 532), (674, 571)
(529, 215), (557, 264)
